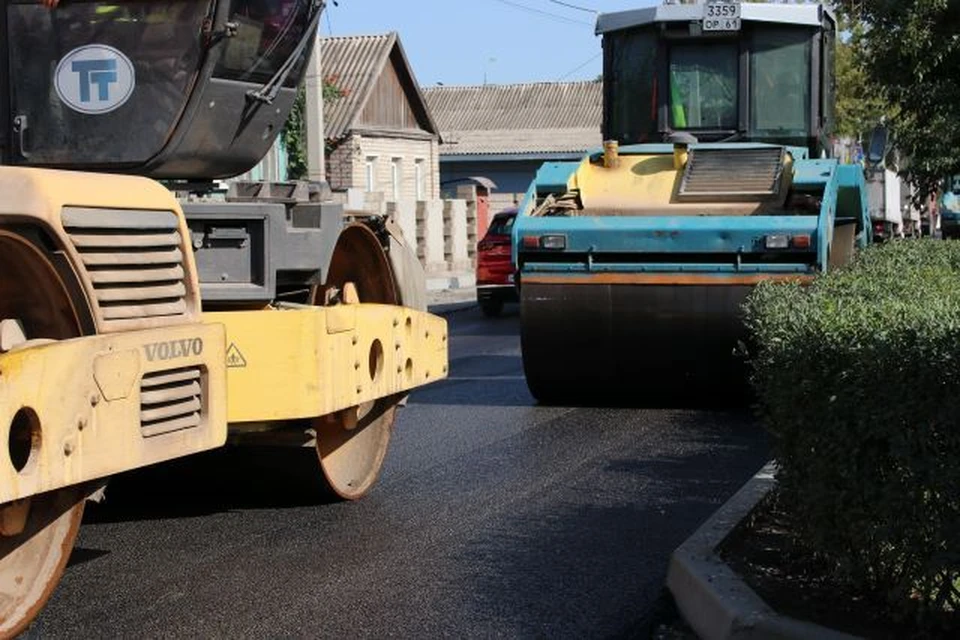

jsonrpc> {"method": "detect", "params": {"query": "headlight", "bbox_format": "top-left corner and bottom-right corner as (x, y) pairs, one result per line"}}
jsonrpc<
(539, 235), (566, 250)
(764, 234), (790, 249)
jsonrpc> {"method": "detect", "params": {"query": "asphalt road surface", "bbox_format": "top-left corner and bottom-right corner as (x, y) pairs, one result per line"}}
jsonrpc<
(27, 303), (769, 639)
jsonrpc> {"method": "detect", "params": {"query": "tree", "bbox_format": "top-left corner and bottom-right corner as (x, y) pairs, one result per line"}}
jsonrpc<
(841, 0), (960, 197)
(281, 76), (347, 181)
(833, 21), (894, 139)
(734, 2), (895, 141)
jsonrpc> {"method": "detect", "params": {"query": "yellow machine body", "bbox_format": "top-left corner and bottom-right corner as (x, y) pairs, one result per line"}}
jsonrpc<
(546, 151), (794, 215)
(208, 305), (447, 424)
(0, 167), (228, 503)
(0, 323), (226, 504)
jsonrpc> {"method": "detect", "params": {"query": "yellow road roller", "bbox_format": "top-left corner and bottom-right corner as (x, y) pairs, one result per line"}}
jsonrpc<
(0, 0), (446, 633)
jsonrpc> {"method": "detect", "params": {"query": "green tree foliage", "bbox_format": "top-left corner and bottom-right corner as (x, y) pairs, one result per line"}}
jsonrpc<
(282, 87), (308, 180)
(833, 27), (893, 139)
(841, 0), (960, 197)
(281, 76), (347, 181)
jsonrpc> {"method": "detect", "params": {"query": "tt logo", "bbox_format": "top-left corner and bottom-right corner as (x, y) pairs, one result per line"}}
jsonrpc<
(55, 44), (135, 114)
(70, 59), (119, 103)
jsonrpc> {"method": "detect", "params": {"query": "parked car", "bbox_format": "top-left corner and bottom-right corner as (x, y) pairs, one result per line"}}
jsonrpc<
(476, 208), (518, 317)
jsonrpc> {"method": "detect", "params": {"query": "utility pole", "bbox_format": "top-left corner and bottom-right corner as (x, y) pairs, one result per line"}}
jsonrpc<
(305, 34), (326, 183)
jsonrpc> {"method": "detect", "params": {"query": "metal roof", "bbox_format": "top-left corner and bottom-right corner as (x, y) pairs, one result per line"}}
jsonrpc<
(422, 82), (603, 157)
(596, 2), (831, 34)
(320, 33), (439, 140)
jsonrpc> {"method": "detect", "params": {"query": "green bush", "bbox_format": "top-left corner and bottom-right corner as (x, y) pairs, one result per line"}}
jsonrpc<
(744, 239), (960, 628)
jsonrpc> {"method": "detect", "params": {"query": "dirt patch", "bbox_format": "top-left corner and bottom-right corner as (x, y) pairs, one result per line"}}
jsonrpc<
(717, 489), (952, 639)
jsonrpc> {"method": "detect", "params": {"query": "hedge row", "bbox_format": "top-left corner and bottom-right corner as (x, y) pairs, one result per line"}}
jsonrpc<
(744, 240), (960, 628)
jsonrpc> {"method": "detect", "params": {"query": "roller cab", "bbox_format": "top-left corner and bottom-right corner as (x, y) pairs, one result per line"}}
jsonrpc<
(514, 2), (870, 402)
(2, 0), (322, 179)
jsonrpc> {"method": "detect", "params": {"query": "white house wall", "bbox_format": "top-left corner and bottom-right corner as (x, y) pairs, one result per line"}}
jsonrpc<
(328, 134), (439, 201)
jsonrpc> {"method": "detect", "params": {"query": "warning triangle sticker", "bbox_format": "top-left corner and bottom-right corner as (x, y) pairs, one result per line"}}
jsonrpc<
(226, 343), (247, 368)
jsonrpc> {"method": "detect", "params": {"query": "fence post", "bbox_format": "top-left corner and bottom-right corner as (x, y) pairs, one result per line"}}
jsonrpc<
(417, 200), (447, 274)
(443, 199), (472, 272)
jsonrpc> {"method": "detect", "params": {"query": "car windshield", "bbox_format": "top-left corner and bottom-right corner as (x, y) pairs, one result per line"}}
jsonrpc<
(669, 43), (738, 130)
(7, 1), (209, 165)
(487, 214), (516, 236)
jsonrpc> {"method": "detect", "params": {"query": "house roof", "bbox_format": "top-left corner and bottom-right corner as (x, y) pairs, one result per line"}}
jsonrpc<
(320, 33), (439, 140)
(422, 82), (603, 157)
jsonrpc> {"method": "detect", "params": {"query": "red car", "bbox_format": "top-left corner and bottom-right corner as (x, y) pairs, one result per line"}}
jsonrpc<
(476, 208), (518, 317)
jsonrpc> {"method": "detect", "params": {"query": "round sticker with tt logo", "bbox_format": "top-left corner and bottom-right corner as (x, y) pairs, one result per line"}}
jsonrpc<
(54, 44), (135, 114)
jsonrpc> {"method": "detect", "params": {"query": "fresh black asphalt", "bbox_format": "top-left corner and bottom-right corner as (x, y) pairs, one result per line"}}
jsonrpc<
(27, 304), (769, 639)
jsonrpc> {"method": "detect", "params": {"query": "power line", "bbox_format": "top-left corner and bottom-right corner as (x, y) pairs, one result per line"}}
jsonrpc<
(546, 0), (597, 13)
(556, 51), (601, 81)
(489, 0), (593, 26)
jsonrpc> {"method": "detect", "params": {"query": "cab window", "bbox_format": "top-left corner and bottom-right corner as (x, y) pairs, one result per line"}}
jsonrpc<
(751, 29), (811, 137)
(7, 1), (209, 165)
(215, 0), (311, 87)
(669, 43), (738, 130)
(605, 29), (658, 144)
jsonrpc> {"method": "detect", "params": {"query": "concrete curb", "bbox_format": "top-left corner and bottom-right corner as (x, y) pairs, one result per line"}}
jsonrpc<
(666, 462), (861, 640)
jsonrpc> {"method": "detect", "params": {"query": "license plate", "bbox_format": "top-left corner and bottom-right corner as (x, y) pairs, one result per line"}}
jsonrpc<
(703, 1), (741, 31)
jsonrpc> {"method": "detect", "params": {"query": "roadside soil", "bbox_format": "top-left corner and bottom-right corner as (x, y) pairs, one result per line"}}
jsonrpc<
(717, 489), (956, 640)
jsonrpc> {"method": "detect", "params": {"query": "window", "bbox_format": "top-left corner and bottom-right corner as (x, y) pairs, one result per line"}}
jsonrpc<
(605, 30), (658, 144)
(6, 1), (208, 165)
(216, 0), (313, 87)
(751, 29), (811, 137)
(669, 43), (738, 130)
(391, 158), (402, 200)
(487, 213), (516, 236)
(414, 159), (425, 200)
(365, 156), (377, 192)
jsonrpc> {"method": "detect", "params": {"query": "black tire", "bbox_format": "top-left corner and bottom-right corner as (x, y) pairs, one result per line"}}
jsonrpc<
(479, 298), (504, 317)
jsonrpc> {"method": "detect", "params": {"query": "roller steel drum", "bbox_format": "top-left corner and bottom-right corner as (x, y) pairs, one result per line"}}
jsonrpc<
(520, 281), (752, 405)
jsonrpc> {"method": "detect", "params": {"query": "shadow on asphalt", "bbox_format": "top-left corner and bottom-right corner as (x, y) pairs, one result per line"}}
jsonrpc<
(451, 409), (768, 638)
(82, 446), (342, 525)
(531, 383), (755, 411)
(65, 547), (110, 568)
(447, 306), (522, 337)
(410, 353), (534, 408)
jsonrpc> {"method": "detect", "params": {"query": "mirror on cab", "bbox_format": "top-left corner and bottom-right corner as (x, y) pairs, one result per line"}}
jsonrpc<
(867, 125), (888, 166)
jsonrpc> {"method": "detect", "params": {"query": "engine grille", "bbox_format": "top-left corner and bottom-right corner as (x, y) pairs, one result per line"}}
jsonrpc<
(678, 147), (786, 200)
(140, 366), (203, 437)
(62, 207), (188, 323)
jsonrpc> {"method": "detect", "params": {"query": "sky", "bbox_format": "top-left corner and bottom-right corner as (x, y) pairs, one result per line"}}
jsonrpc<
(321, 0), (659, 87)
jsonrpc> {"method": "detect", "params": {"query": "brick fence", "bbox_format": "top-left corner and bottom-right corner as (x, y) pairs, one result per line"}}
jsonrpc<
(331, 186), (482, 275)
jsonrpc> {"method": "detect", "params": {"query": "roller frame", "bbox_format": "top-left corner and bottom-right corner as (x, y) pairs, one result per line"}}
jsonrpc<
(0, 321), (227, 505)
(206, 303), (447, 425)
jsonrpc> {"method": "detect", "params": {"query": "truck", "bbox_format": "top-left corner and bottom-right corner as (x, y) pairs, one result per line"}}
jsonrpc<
(865, 166), (903, 241)
(940, 174), (960, 239)
(513, 1), (870, 403)
(0, 0), (447, 634)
